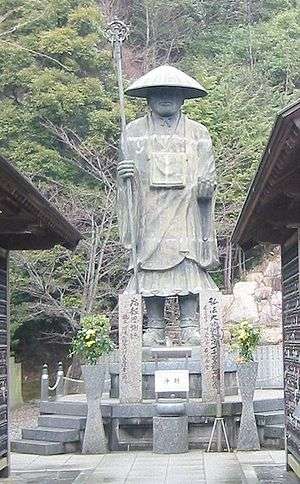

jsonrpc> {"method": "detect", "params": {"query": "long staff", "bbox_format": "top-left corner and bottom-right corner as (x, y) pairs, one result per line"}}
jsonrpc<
(106, 20), (139, 293)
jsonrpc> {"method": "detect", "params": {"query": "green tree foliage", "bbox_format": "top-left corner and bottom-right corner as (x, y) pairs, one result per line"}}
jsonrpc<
(0, 0), (128, 349)
(182, 2), (299, 237)
(0, 0), (298, 355)
(0, 0), (119, 179)
(127, 0), (299, 237)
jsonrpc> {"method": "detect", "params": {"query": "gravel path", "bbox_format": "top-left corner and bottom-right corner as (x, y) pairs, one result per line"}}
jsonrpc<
(10, 401), (40, 440)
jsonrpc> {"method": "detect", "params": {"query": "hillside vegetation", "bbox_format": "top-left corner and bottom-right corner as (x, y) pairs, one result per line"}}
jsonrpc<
(0, 0), (298, 364)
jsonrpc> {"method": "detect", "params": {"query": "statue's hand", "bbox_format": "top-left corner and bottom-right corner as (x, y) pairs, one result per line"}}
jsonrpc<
(117, 160), (136, 180)
(198, 178), (215, 199)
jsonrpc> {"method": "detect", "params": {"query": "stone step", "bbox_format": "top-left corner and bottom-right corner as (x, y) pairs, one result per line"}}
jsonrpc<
(40, 401), (87, 417)
(264, 424), (285, 440)
(252, 398), (284, 413)
(22, 427), (80, 443)
(38, 414), (86, 430)
(11, 439), (64, 455)
(255, 411), (284, 426)
(40, 400), (110, 418)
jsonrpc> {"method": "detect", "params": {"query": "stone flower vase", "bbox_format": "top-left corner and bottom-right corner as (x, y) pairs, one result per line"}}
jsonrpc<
(237, 360), (260, 450)
(81, 356), (108, 454)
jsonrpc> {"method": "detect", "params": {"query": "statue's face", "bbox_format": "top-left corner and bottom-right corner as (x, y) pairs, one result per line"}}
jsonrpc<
(147, 88), (184, 117)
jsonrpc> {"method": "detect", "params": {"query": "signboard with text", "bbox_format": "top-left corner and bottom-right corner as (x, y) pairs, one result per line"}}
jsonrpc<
(155, 370), (189, 393)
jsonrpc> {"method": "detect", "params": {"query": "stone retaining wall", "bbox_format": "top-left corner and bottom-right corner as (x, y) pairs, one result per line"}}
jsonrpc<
(222, 251), (282, 344)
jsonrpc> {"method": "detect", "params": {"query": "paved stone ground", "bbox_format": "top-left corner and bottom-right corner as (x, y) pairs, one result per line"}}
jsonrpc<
(2, 450), (298, 483)
(10, 402), (39, 441)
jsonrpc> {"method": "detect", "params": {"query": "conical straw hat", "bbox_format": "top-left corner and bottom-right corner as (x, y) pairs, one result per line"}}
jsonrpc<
(125, 64), (207, 99)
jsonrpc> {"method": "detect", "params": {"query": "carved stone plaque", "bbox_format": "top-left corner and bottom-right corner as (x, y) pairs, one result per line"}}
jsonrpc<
(199, 289), (224, 403)
(119, 294), (143, 403)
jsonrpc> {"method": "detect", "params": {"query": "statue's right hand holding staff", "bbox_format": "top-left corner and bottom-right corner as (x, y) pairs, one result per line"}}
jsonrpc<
(117, 160), (136, 180)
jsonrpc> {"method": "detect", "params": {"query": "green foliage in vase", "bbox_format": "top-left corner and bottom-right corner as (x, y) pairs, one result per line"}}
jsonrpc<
(229, 320), (261, 363)
(70, 314), (115, 365)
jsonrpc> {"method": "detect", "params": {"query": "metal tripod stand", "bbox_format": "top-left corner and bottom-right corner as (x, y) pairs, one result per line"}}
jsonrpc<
(207, 392), (231, 452)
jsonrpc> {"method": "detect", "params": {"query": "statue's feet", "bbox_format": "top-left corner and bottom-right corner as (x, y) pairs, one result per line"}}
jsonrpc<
(143, 328), (166, 347)
(181, 327), (201, 346)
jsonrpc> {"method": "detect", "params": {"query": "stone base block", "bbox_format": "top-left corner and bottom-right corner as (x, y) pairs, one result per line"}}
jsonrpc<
(110, 367), (237, 399)
(153, 416), (188, 454)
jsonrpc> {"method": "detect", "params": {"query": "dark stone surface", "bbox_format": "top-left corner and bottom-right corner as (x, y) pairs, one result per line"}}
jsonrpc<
(150, 347), (192, 359)
(254, 465), (299, 483)
(155, 401), (186, 416)
(110, 364), (238, 399)
(38, 415), (87, 430)
(12, 469), (81, 483)
(22, 427), (79, 443)
(40, 395), (284, 420)
(110, 356), (237, 373)
(37, 393), (284, 452)
(40, 401), (111, 418)
(11, 439), (64, 455)
(110, 347), (238, 400)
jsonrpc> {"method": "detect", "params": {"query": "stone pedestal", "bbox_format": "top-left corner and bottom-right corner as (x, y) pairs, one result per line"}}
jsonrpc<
(153, 416), (188, 454)
(237, 361), (260, 450)
(119, 294), (143, 403)
(82, 361), (107, 454)
(199, 289), (224, 403)
(110, 346), (237, 400)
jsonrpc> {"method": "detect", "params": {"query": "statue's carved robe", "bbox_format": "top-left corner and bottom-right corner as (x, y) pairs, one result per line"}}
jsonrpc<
(117, 114), (219, 297)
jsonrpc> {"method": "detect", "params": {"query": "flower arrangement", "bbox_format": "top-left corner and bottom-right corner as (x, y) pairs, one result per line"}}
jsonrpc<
(71, 314), (115, 365)
(229, 320), (261, 363)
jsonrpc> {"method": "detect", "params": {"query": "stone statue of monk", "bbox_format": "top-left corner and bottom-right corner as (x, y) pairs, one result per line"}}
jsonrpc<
(117, 65), (219, 346)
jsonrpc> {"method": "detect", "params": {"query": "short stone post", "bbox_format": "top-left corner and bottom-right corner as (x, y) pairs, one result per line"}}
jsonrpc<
(41, 364), (49, 402)
(199, 289), (224, 403)
(119, 294), (143, 403)
(9, 356), (23, 409)
(56, 361), (64, 399)
(153, 412), (188, 454)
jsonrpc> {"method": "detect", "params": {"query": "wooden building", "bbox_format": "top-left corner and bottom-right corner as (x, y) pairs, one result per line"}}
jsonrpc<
(0, 155), (81, 476)
(232, 99), (300, 477)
